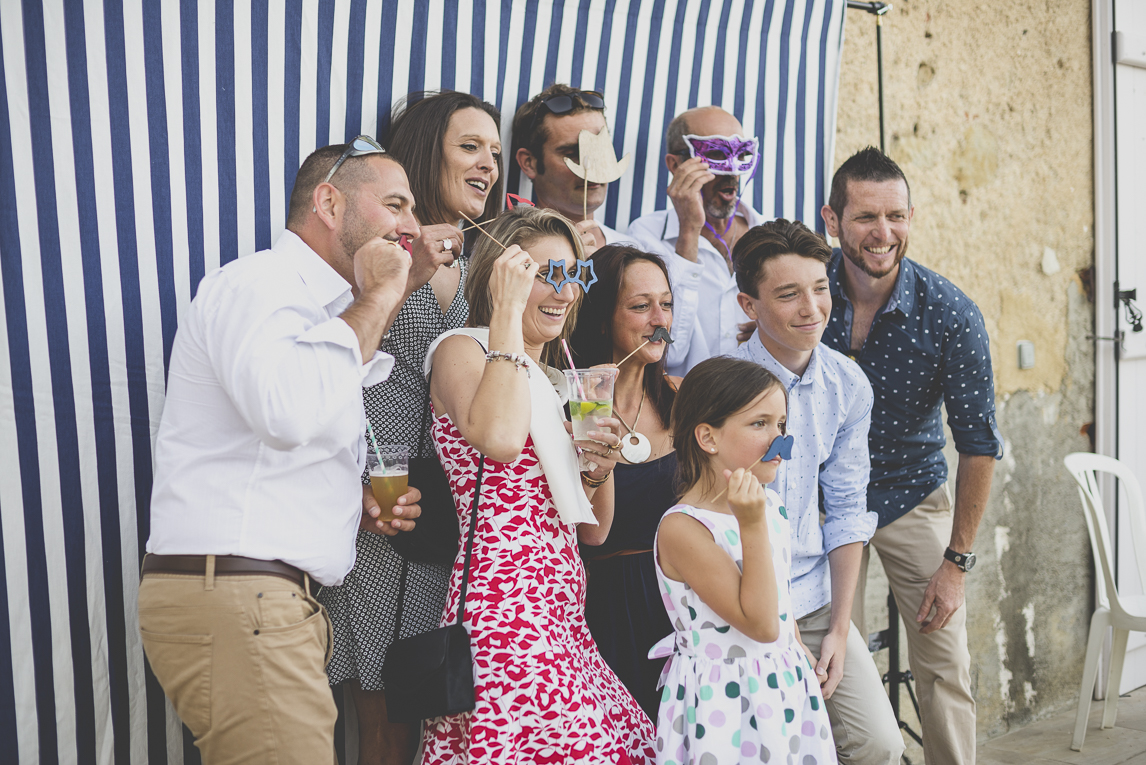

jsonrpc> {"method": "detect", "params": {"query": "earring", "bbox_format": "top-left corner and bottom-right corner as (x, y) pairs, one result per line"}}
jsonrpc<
(710, 448), (717, 453)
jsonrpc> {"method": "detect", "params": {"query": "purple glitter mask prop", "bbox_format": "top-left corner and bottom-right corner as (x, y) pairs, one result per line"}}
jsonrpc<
(760, 434), (794, 462)
(683, 133), (759, 176)
(545, 258), (598, 294)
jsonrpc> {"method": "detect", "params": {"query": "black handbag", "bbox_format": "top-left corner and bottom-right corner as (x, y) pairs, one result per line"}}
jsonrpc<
(385, 377), (461, 567)
(380, 456), (484, 722)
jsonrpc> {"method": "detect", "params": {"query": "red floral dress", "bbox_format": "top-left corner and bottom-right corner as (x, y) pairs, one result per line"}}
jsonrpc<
(420, 414), (656, 765)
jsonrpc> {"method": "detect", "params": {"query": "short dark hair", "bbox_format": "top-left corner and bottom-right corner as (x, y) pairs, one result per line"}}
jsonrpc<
(286, 143), (402, 227)
(665, 111), (693, 156)
(828, 146), (911, 219)
(465, 206), (585, 368)
(385, 91), (504, 226)
(733, 218), (832, 298)
(671, 356), (785, 496)
(511, 84), (606, 174)
(569, 245), (677, 430)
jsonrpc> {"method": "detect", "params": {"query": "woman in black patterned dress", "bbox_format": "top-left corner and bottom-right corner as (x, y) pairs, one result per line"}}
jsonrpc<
(570, 245), (681, 721)
(318, 90), (503, 765)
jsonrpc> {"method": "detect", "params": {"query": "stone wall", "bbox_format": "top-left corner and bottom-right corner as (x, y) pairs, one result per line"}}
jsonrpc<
(832, 0), (1096, 748)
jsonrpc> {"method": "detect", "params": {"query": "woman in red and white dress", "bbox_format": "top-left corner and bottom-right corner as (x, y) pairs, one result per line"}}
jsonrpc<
(422, 206), (655, 764)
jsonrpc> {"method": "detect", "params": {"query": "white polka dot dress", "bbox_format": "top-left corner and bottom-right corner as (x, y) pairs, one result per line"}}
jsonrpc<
(650, 493), (836, 765)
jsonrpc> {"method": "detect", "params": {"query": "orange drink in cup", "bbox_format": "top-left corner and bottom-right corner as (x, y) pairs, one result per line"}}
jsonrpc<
(367, 445), (409, 523)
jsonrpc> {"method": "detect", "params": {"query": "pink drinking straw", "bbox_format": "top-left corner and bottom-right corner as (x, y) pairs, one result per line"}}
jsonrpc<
(560, 338), (587, 399)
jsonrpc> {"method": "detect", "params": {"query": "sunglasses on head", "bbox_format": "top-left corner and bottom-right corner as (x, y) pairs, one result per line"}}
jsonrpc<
(323, 135), (385, 184)
(541, 90), (606, 115)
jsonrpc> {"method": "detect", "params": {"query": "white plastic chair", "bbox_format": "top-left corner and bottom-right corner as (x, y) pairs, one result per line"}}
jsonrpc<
(1063, 452), (1146, 751)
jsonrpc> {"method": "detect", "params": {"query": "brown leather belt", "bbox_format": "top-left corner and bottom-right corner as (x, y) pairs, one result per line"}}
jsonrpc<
(141, 554), (305, 586)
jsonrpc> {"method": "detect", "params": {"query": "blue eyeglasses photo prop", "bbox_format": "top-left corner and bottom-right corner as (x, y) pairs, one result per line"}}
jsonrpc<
(545, 259), (598, 294)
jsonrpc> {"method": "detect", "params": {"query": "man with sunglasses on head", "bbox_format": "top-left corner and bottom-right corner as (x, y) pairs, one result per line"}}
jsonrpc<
(139, 137), (423, 764)
(628, 106), (761, 377)
(513, 84), (630, 253)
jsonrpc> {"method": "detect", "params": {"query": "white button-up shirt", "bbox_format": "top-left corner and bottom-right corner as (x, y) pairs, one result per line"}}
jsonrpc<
(627, 203), (763, 376)
(147, 231), (394, 586)
(599, 220), (631, 245)
(735, 334), (877, 618)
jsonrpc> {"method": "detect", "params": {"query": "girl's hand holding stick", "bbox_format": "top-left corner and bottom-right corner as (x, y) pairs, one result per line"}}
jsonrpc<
(723, 467), (767, 527)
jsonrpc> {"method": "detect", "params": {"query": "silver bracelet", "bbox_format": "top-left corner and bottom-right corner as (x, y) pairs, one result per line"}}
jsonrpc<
(485, 350), (531, 376)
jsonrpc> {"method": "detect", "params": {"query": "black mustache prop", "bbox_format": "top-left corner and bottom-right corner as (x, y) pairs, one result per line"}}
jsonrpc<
(617, 326), (674, 366)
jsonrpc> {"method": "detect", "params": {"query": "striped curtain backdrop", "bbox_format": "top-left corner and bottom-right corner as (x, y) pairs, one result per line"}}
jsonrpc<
(0, 0), (845, 762)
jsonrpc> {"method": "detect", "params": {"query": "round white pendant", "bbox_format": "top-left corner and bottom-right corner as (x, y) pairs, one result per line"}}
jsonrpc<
(620, 431), (652, 463)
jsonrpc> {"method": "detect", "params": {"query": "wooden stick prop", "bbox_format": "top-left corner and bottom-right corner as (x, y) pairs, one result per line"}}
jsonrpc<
(458, 210), (509, 250)
(711, 434), (794, 501)
(563, 126), (630, 229)
(616, 326), (673, 366)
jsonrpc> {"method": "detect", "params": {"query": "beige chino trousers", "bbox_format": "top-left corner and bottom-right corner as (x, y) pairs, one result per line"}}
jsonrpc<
(853, 483), (977, 765)
(797, 605), (905, 764)
(138, 564), (337, 765)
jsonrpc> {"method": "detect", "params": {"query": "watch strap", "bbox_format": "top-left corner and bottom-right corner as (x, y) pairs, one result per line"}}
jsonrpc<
(944, 547), (973, 571)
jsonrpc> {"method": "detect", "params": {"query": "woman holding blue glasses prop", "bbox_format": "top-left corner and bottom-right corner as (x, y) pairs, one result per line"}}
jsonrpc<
(317, 90), (504, 765)
(420, 206), (653, 765)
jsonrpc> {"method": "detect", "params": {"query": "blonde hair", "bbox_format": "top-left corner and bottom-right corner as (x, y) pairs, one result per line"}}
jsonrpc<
(465, 206), (586, 368)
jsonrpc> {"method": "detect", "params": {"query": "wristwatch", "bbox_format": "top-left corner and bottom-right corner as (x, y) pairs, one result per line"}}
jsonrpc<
(944, 547), (976, 572)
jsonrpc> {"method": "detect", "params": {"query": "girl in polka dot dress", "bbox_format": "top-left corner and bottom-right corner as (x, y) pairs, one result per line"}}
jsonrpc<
(651, 357), (837, 765)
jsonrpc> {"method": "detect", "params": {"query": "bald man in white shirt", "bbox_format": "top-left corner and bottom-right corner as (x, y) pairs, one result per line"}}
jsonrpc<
(139, 138), (422, 764)
(628, 106), (762, 376)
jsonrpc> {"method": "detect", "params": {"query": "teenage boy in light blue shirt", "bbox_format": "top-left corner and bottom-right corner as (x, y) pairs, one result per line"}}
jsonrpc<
(732, 218), (903, 765)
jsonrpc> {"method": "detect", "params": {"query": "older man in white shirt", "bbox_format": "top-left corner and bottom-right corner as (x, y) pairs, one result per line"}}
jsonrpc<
(139, 138), (421, 764)
(628, 105), (765, 376)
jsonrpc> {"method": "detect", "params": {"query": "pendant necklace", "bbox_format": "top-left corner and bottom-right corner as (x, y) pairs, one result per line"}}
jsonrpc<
(614, 386), (652, 463)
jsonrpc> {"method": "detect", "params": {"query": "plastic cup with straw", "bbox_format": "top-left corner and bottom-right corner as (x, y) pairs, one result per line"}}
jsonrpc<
(561, 339), (618, 463)
(364, 417), (408, 523)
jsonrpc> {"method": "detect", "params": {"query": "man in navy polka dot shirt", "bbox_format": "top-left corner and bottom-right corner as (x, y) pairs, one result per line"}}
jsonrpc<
(821, 147), (1004, 765)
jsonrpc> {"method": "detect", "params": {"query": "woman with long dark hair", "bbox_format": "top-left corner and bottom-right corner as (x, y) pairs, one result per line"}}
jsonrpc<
(570, 244), (680, 720)
(318, 90), (504, 765)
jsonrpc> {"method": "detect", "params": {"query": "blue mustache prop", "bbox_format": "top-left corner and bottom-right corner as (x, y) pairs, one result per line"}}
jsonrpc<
(760, 434), (793, 462)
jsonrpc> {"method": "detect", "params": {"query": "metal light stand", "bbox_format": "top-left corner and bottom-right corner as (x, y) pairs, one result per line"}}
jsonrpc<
(866, 593), (924, 749)
(846, 0), (925, 756)
(846, 2), (891, 152)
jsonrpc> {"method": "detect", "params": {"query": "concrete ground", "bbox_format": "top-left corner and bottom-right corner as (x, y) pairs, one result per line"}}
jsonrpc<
(861, 548), (1146, 764)
(976, 688), (1146, 764)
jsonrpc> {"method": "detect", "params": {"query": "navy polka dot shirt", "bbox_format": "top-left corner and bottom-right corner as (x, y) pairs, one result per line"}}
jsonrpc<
(822, 250), (1004, 528)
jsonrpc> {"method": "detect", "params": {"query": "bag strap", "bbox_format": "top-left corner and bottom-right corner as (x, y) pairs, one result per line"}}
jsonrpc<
(389, 556), (410, 645)
(391, 330), (490, 638)
(455, 455), (484, 626)
(416, 374), (433, 459)
(389, 454), (484, 640)
(453, 333), (490, 626)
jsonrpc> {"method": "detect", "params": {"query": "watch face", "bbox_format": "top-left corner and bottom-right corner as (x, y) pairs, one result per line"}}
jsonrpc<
(963, 552), (977, 571)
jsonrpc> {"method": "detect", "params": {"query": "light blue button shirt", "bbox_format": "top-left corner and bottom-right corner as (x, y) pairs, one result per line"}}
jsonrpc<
(735, 335), (878, 618)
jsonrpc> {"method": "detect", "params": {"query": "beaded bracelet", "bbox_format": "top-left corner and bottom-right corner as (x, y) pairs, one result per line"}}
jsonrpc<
(581, 470), (609, 489)
(485, 350), (531, 377)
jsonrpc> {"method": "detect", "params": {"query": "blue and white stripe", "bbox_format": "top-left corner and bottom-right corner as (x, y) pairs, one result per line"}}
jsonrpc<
(0, 1), (844, 762)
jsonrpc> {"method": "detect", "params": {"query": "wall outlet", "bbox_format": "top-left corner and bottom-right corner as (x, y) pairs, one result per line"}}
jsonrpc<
(1018, 340), (1035, 369)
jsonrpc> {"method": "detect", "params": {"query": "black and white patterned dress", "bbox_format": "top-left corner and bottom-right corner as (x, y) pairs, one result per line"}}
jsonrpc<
(320, 257), (469, 691)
